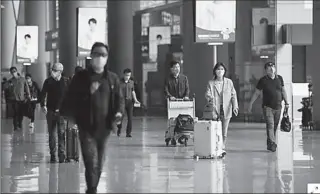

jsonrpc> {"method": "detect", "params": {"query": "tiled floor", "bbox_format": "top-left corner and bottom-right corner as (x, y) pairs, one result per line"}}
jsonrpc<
(1, 109), (320, 193)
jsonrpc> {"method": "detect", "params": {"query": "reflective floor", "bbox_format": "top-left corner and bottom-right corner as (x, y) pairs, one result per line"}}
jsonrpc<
(1, 109), (320, 193)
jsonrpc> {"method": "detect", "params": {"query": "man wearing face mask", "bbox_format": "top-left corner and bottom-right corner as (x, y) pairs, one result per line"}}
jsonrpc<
(61, 42), (124, 194)
(164, 60), (190, 100)
(248, 62), (289, 152)
(6, 67), (31, 130)
(40, 63), (69, 163)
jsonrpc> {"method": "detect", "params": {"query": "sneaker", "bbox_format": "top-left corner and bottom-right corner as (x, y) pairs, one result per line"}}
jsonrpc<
(50, 156), (57, 163)
(126, 134), (132, 138)
(29, 122), (34, 128)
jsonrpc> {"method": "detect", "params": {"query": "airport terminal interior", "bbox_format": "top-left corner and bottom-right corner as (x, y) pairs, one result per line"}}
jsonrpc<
(1, 0), (320, 193)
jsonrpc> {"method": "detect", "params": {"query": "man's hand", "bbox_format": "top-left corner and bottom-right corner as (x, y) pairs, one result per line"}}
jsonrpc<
(115, 112), (122, 125)
(183, 96), (190, 101)
(233, 108), (239, 116)
(42, 106), (48, 115)
(169, 96), (176, 101)
(284, 103), (290, 109)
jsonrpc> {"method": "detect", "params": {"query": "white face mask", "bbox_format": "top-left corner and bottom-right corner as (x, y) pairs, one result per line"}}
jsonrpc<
(92, 57), (107, 72)
(12, 72), (18, 78)
(216, 69), (225, 77)
(51, 71), (60, 79)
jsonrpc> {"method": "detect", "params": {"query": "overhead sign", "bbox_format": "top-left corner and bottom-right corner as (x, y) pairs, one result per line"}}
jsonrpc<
(45, 29), (59, 51)
(195, 0), (236, 43)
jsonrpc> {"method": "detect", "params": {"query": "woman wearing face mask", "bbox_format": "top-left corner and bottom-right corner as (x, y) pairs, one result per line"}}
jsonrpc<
(25, 73), (40, 128)
(205, 62), (239, 154)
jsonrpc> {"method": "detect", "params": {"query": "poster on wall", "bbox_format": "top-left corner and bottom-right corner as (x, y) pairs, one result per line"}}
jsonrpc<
(16, 26), (38, 64)
(148, 26), (171, 62)
(252, 8), (275, 26)
(77, 7), (107, 57)
(195, 0), (236, 43)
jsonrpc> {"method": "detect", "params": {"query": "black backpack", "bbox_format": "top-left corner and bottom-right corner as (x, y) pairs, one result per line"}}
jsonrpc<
(174, 114), (194, 133)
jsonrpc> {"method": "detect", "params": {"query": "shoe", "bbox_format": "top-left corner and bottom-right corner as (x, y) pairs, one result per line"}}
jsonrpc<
(117, 130), (121, 137)
(50, 156), (57, 163)
(221, 150), (227, 157)
(29, 122), (34, 128)
(171, 139), (177, 146)
(126, 134), (132, 138)
(86, 187), (97, 194)
(59, 156), (66, 163)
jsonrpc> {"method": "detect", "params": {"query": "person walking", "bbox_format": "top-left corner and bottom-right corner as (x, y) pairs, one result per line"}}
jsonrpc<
(40, 63), (69, 163)
(248, 62), (289, 152)
(61, 42), (124, 194)
(205, 62), (239, 155)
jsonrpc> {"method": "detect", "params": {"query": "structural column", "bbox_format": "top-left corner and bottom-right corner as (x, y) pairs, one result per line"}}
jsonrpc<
(107, 1), (139, 75)
(308, 1), (320, 129)
(1, 0), (19, 71)
(24, 0), (49, 87)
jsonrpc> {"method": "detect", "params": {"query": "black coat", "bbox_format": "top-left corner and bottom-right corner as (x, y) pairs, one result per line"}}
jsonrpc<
(61, 68), (125, 133)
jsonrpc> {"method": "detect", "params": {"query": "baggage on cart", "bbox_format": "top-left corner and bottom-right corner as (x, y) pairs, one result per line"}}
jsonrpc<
(65, 121), (79, 162)
(165, 98), (196, 147)
(193, 120), (225, 159)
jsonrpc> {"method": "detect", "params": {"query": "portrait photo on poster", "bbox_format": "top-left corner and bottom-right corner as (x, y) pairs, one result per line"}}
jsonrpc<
(148, 26), (171, 62)
(77, 7), (107, 57)
(195, 0), (236, 43)
(16, 26), (39, 64)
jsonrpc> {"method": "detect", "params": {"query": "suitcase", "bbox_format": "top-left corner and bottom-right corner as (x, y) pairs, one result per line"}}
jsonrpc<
(194, 120), (224, 159)
(65, 121), (79, 162)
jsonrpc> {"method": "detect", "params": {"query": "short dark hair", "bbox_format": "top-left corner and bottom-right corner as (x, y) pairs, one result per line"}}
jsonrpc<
(24, 34), (31, 39)
(74, 66), (83, 74)
(9, 67), (17, 72)
(169, 60), (180, 68)
(156, 34), (162, 39)
(212, 62), (227, 79)
(25, 73), (32, 78)
(88, 18), (97, 24)
(123, 68), (132, 74)
(259, 17), (269, 25)
(264, 62), (275, 69)
(90, 42), (109, 54)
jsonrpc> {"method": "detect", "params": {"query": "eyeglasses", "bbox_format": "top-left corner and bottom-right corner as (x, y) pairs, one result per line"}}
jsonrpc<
(51, 69), (61, 72)
(91, 52), (108, 58)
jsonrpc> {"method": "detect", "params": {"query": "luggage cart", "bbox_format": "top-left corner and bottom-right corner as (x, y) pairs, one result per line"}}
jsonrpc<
(165, 97), (196, 146)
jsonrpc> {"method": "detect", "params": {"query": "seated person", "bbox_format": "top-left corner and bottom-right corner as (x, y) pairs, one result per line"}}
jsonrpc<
(164, 60), (190, 100)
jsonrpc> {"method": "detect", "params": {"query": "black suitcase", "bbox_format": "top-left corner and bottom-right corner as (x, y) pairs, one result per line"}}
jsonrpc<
(65, 121), (79, 162)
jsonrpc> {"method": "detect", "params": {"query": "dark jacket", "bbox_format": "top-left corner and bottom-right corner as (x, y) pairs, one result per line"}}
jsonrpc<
(28, 81), (41, 102)
(40, 76), (69, 111)
(61, 68), (125, 132)
(164, 73), (190, 98)
(6, 76), (31, 102)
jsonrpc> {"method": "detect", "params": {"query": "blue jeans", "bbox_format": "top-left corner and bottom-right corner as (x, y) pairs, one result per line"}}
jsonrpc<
(263, 106), (281, 146)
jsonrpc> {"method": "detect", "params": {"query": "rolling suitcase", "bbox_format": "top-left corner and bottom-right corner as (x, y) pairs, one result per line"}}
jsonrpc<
(194, 120), (224, 159)
(65, 121), (79, 162)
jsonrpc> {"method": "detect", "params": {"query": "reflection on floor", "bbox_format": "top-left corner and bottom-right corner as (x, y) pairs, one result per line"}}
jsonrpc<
(1, 112), (320, 193)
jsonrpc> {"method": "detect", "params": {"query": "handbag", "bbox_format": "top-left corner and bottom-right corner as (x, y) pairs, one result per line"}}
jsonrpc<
(280, 107), (291, 132)
(203, 102), (219, 120)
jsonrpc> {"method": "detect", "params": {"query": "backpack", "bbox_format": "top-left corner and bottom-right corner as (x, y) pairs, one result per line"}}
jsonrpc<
(174, 114), (194, 133)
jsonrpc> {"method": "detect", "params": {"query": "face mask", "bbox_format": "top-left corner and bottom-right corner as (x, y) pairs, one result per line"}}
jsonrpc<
(12, 72), (18, 77)
(216, 70), (225, 77)
(51, 72), (58, 78)
(92, 57), (107, 70)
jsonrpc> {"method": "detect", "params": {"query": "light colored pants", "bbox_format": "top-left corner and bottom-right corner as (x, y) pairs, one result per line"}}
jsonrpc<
(222, 118), (231, 149)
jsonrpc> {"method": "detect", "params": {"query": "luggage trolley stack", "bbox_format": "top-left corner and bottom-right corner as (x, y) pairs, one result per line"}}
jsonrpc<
(164, 97), (196, 147)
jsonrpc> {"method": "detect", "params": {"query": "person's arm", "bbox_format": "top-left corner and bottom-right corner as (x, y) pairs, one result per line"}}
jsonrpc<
(60, 75), (78, 117)
(24, 79), (31, 100)
(131, 82), (139, 103)
(164, 78), (173, 98)
(114, 75), (125, 114)
(249, 78), (263, 107)
(184, 76), (190, 98)
(205, 81), (214, 103)
(230, 80), (239, 110)
(56, 78), (68, 111)
(280, 76), (289, 105)
(39, 79), (48, 107)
